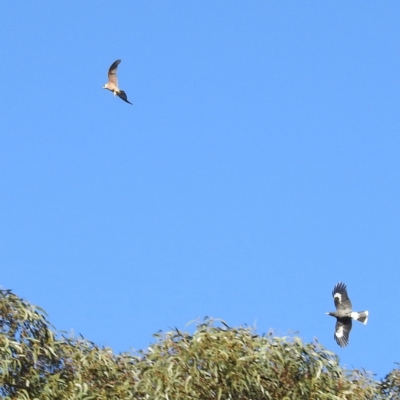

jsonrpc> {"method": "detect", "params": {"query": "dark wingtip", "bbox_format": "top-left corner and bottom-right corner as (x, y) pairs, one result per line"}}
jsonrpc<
(332, 282), (347, 296)
(117, 90), (133, 105)
(109, 59), (122, 71)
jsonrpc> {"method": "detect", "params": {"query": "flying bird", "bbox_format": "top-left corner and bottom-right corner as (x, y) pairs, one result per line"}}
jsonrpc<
(103, 60), (132, 105)
(326, 282), (368, 347)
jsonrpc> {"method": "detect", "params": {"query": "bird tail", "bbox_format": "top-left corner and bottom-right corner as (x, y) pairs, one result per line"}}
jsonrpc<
(351, 310), (369, 325)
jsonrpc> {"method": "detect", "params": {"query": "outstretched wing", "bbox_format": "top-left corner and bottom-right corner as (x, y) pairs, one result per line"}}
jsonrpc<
(334, 318), (352, 348)
(108, 60), (121, 86)
(332, 282), (352, 311)
(117, 90), (132, 105)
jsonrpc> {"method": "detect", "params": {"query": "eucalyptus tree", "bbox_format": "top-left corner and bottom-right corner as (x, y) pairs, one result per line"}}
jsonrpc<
(0, 289), (397, 399)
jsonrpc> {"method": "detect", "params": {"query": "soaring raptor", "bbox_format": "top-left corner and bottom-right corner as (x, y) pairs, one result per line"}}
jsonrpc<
(326, 282), (368, 347)
(103, 60), (132, 105)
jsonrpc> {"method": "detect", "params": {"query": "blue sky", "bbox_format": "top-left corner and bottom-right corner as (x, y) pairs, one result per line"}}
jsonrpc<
(1, 2), (399, 379)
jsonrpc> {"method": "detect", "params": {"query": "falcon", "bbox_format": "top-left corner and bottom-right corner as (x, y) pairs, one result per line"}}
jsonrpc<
(326, 282), (368, 347)
(103, 60), (132, 105)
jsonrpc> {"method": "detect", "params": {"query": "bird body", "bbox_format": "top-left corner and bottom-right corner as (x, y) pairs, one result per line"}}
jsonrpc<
(103, 59), (132, 105)
(326, 282), (368, 347)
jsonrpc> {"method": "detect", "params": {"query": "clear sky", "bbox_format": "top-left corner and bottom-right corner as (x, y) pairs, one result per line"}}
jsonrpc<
(1, 2), (399, 379)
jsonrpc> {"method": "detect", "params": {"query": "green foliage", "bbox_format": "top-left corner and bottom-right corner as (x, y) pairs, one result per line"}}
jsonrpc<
(133, 321), (377, 400)
(0, 289), (397, 399)
(0, 289), (137, 399)
(379, 364), (400, 399)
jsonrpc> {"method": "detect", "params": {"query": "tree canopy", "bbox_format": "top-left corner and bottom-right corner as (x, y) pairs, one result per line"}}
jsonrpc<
(0, 289), (398, 399)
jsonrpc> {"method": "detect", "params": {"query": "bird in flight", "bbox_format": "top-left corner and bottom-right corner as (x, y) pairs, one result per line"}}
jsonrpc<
(326, 282), (368, 347)
(103, 60), (132, 105)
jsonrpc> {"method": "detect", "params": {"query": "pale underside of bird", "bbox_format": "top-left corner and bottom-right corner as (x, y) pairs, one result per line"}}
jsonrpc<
(326, 282), (368, 347)
(103, 59), (132, 105)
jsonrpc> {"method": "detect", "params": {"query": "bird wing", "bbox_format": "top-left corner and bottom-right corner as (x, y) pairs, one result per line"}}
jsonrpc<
(108, 59), (121, 87)
(332, 282), (352, 311)
(334, 318), (352, 348)
(117, 90), (132, 105)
